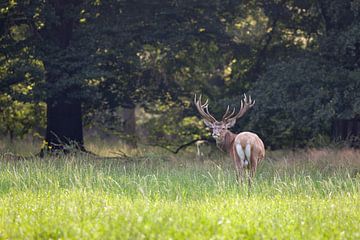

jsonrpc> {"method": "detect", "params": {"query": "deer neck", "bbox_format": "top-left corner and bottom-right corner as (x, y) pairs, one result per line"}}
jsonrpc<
(217, 131), (236, 153)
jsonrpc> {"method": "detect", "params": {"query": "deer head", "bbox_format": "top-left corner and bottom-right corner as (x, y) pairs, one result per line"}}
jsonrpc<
(194, 94), (255, 143)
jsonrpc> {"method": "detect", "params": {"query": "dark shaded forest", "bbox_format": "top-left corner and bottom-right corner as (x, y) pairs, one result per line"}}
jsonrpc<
(1, 0), (360, 151)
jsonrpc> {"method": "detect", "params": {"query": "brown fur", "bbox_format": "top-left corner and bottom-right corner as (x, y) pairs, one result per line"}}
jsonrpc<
(219, 130), (265, 183)
(234, 132), (265, 179)
(194, 94), (265, 184)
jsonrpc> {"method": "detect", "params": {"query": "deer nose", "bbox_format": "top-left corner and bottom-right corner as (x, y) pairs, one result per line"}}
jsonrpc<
(212, 133), (220, 138)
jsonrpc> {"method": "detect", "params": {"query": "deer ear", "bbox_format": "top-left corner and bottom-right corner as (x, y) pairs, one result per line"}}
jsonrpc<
(203, 119), (213, 128)
(225, 119), (236, 128)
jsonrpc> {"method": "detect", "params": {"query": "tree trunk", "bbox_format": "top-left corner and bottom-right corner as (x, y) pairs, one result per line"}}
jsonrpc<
(45, 99), (84, 152)
(8, 129), (14, 143)
(332, 119), (360, 147)
(40, 0), (85, 154)
(122, 106), (137, 148)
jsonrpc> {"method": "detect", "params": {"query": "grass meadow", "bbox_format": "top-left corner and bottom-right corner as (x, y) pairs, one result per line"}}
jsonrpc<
(0, 140), (359, 239)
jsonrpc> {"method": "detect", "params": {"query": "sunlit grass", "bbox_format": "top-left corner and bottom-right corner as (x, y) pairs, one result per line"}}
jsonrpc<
(0, 147), (359, 239)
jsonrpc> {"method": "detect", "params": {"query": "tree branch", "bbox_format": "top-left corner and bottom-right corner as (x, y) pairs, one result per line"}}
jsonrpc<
(243, 16), (279, 81)
(150, 137), (215, 154)
(316, 0), (333, 33)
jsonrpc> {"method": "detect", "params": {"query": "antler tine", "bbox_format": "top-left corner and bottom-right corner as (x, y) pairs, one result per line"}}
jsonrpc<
(194, 94), (198, 106)
(230, 107), (236, 117)
(203, 99), (209, 108)
(225, 93), (256, 123)
(198, 95), (210, 109)
(194, 94), (217, 123)
(221, 105), (230, 120)
(223, 105), (230, 117)
(248, 94), (254, 106)
(246, 94), (255, 106)
(204, 105), (211, 115)
(222, 106), (236, 121)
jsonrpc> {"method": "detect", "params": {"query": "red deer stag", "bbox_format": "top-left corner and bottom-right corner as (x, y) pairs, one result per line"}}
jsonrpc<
(194, 94), (265, 184)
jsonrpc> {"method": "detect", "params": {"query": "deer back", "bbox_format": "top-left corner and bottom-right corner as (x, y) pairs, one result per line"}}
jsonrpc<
(234, 131), (265, 163)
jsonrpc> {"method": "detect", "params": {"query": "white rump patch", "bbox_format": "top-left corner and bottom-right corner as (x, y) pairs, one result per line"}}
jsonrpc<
(245, 144), (251, 161)
(236, 143), (251, 167)
(235, 143), (245, 162)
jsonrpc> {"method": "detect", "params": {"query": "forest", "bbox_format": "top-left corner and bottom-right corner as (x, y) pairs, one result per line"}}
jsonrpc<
(1, 0), (359, 152)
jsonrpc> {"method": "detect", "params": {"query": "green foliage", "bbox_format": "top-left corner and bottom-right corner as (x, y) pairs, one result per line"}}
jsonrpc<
(1, 0), (360, 148)
(143, 100), (210, 147)
(0, 94), (45, 139)
(250, 56), (339, 148)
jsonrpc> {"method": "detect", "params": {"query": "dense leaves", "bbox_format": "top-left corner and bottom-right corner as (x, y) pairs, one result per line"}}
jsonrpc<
(0, 0), (359, 149)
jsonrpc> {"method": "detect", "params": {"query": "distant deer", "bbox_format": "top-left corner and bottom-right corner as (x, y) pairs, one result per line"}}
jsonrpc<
(194, 94), (265, 185)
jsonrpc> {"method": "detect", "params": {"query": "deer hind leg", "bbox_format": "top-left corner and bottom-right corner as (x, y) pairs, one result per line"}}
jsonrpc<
(235, 144), (245, 184)
(244, 144), (253, 188)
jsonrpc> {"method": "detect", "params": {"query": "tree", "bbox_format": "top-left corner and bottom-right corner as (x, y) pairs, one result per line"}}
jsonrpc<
(2, 0), (358, 151)
(1, 0), (245, 151)
(249, 0), (360, 148)
(1, 1), (90, 152)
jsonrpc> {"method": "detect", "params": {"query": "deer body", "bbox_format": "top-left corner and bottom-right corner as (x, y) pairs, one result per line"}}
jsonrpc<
(233, 132), (265, 179)
(194, 94), (265, 184)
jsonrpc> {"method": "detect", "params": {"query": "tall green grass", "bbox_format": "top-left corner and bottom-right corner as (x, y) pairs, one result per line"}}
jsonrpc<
(0, 148), (359, 239)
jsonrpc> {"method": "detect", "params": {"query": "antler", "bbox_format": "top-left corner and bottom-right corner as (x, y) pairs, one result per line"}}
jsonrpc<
(221, 105), (236, 121)
(223, 93), (255, 123)
(194, 94), (217, 123)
